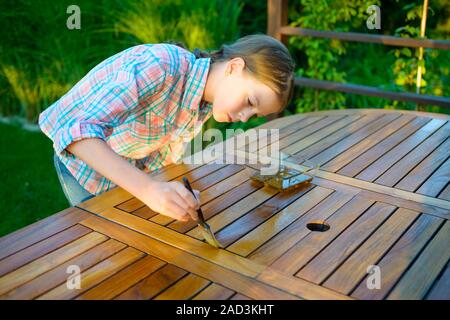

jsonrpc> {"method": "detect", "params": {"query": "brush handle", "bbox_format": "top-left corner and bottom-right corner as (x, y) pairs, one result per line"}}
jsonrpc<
(182, 177), (205, 223)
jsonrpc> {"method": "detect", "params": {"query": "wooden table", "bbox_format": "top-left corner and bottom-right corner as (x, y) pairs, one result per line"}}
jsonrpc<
(1, 109), (449, 300)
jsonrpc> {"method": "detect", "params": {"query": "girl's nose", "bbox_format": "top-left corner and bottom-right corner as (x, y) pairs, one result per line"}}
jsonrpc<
(239, 108), (255, 122)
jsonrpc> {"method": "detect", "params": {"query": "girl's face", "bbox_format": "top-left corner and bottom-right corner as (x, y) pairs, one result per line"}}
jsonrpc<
(209, 58), (282, 123)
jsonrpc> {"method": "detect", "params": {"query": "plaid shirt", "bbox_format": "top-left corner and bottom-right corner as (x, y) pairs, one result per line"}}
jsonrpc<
(38, 44), (213, 195)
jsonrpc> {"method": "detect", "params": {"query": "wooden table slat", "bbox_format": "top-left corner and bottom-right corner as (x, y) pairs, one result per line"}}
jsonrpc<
(283, 115), (366, 157)
(229, 293), (252, 300)
(170, 174), (261, 234)
(260, 115), (347, 153)
(269, 195), (376, 274)
(192, 283), (235, 300)
(115, 264), (188, 300)
(426, 261), (450, 300)
(37, 247), (145, 300)
(387, 221), (450, 299)
(322, 114), (416, 172)
(76, 254), (166, 300)
(323, 207), (420, 294)
(296, 202), (397, 284)
(0, 238), (126, 300)
(187, 183), (276, 240)
(240, 115), (327, 152)
(215, 184), (316, 247)
(351, 213), (444, 300)
(116, 197), (146, 213)
(355, 118), (446, 182)
(438, 183), (450, 201)
(227, 186), (333, 257)
(337, 116), (431, 177)
(0, 208), (91, 261)
(376, 123), (450, 187)
(154, 273), (210, 300)
(0, 231), (108, 296)
(0, 224), (91, 277)
(395, 138), (450, 192)
(308, 113), (403, 165)
(416, 157), (450, 198)
(248, 192), (356, 267)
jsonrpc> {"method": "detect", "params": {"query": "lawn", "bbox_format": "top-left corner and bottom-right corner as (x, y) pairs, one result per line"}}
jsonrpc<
(0, 122), (69, 237)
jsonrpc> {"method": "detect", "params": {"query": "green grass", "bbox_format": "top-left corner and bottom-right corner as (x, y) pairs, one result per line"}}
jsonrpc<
(0, 122), (69, 237)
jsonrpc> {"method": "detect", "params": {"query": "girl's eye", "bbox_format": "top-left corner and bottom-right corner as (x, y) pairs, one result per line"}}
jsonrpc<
(247, 97), (253, 107)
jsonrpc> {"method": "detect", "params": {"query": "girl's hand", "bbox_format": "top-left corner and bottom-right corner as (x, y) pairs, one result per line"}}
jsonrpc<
(139, 180), (201, 222)
(65, 138), (200, 221)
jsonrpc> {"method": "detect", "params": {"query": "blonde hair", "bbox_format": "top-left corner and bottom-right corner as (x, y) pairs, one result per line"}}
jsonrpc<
(168, 34), (296, 112)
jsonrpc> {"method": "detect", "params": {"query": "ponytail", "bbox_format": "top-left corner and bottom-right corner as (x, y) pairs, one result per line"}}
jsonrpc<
(165, 40), (224, 62)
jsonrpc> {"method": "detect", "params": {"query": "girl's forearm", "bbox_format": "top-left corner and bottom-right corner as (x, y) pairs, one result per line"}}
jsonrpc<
(66, 138), (154, 199)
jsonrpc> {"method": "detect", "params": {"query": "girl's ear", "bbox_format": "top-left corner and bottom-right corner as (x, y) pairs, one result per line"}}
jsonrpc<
(227, 57), (246, 76)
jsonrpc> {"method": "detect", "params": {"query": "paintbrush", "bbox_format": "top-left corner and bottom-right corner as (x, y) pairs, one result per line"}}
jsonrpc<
(182, 177), (223, 249)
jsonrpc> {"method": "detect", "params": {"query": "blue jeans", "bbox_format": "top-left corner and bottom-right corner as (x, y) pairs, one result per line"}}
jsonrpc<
(53, 153), (95, 206)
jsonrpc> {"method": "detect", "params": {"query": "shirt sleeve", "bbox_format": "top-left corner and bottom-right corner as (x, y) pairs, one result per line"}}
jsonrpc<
(38, 46), (167, 158)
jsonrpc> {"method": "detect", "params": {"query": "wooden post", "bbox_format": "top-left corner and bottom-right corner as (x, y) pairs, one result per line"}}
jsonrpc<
(267, 0), (289, 45)
(416, 0), (429, 112)
(267, 0), (289, 120)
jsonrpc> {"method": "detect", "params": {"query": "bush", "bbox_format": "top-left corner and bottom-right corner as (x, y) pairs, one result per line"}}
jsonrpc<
(0, 0), (242, 122)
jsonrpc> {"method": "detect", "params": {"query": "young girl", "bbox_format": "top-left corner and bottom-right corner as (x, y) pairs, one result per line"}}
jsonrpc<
(39, 34), (295, 222)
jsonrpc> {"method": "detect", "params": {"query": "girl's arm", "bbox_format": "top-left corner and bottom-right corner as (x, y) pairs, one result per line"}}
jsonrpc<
(39, 45), (200, 222)
(67, 138), (200, 222)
